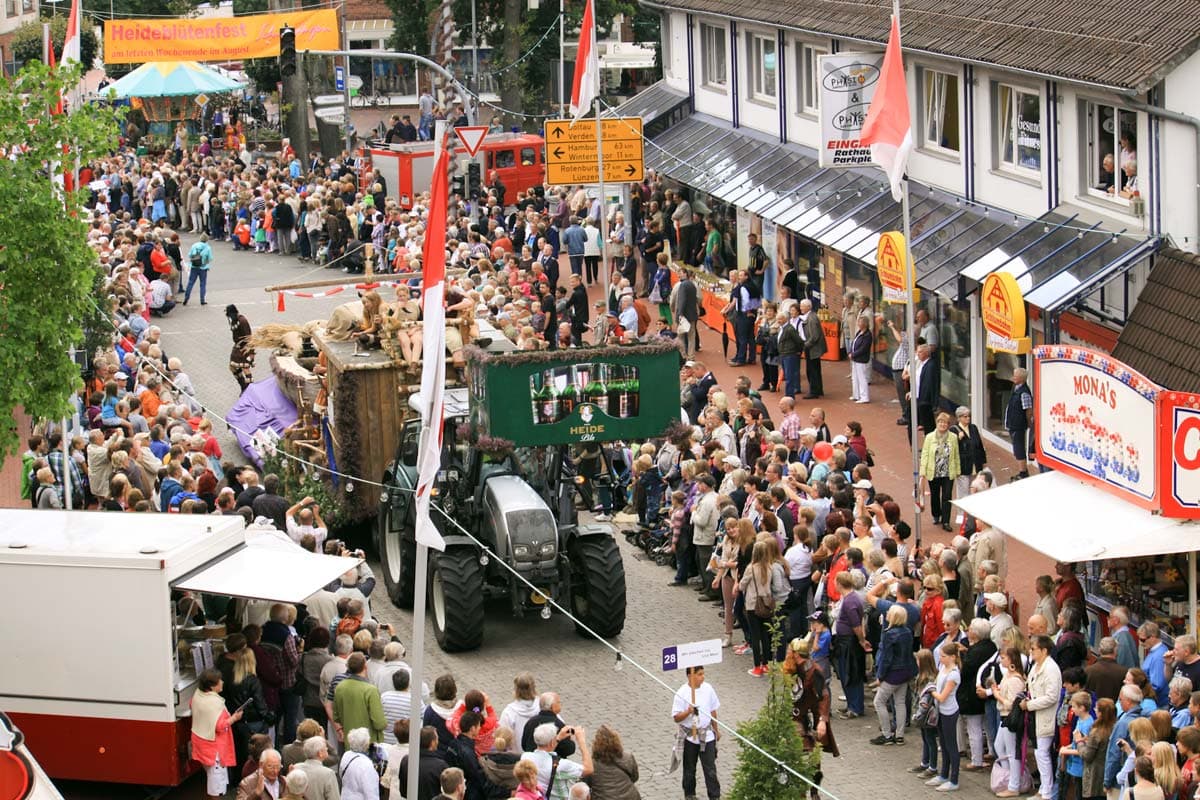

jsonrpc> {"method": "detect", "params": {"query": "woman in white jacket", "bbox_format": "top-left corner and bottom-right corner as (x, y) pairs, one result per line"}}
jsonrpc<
(1021, 635), (1063, 800)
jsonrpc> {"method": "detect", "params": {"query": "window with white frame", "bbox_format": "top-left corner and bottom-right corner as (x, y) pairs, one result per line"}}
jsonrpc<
(996, 84), (1042, 173)
(921, 69), (960, 153)
(746, 32), (776, 102)
(797, 42), (827, 115)
(1082, 101), (1139, 202)
(700, 23), (727, 90)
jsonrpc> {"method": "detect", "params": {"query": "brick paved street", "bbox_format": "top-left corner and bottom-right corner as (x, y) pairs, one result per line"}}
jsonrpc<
(57, 238), (1056, 800)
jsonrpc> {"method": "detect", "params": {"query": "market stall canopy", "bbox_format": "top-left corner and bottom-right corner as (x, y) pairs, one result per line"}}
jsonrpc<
(173, 545), (360, 604)
(952, 471), (1197, 562)
(107, 60), (245, 99)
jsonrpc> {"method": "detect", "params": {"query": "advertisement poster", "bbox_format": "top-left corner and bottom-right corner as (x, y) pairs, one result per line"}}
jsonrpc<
(761, 219), (778, 302)
(736, 207), (751, 269)
(818, 52), (883, 168)
(1034, 346), (1159, 507)
(104, 9), (340, 64)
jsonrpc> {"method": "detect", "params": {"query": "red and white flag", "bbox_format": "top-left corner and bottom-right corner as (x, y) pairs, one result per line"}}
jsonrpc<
(568, 0), (599, 122)
(413, 147), (452, 552)
(61, 0), (83, 112)
(860, 9), (912, 202)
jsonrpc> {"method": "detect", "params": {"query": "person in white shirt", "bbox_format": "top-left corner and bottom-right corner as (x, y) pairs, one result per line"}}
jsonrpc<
(498, 673), (541, 753)
(339, 728), (380, 800)
(147, 274), (176, 316)
(671, 665), (721, 800)
(520, 723), (593, 800)
(284, 495), (328, 551)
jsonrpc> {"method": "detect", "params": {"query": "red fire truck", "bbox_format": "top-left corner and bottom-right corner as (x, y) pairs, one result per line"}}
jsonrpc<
(369, 132), (546, 208)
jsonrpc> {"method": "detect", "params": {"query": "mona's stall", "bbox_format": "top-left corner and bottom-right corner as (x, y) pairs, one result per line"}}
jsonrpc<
(954, 344), (1200, 642)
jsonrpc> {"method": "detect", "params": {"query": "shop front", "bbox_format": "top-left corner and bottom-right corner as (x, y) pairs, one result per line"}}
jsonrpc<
(621, 91), (1160, 424)
(954, 345), (1200, 642)
(635, 109), (1001, 413)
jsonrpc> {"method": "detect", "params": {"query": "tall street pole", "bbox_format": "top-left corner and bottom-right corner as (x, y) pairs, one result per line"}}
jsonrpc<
(596, 100), (610, 311)
(559, 0), (565, 117)
(902, 178), (922, 549)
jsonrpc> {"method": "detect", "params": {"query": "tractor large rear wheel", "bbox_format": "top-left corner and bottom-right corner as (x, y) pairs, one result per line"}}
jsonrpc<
(569, 535), (626, 638)
(430, 547), (486, 652)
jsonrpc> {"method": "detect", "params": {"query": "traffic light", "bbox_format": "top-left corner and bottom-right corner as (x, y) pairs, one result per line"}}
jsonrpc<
(451, 171), (466, 198)
(467, 162), (481, 200)
(279, 26), (297, 78)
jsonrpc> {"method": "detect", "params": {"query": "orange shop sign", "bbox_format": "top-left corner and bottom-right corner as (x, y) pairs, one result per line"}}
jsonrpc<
(875, 231), (916, 303)
(980, 271), (1031, 354)
(104, 8), (340, 64)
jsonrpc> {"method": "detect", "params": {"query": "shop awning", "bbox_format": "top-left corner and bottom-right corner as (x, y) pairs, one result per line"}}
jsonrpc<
(605, 80), (691, 137)
(173, 546), (361, 604)
(643, 113), (1007, 293)
(930, 210), (1159, 307)
(952, 472), (1198, 562)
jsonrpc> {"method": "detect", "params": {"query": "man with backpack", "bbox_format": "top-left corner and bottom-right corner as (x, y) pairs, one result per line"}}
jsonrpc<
(182, 234), (213, 306)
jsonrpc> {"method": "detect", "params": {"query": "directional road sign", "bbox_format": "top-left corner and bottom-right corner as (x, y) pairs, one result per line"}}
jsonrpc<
(544, 117), (644, 185)
(313, 94), (343, 106)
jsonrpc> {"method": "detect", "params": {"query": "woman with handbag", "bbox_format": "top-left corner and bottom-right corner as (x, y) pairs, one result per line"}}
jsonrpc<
(756, 303), (781, 392)
(736, 539), (790, 677)
(191, 668), (243, 800)
(958, 618), (998, 772)
(991, 647), (1028, 797)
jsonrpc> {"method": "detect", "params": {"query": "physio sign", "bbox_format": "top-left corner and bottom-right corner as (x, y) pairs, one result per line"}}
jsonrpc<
(1157, 391), (1200, 519)
(818, 53), (883, 168)
(981, 271), (1031, 354)
(104, 8), (339, 64)
(876, 231), (917, 303)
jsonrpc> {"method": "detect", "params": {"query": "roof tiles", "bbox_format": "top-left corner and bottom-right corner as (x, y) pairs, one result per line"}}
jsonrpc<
(661, 0), (1200, 91)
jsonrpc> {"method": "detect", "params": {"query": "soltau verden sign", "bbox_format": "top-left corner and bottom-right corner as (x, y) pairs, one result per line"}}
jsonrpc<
(1034, 346), (1159, 509)
(818, 53), (883, 168)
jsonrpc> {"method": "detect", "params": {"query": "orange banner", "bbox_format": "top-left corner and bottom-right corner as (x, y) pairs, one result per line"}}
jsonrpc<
(103, 8), (340, 64)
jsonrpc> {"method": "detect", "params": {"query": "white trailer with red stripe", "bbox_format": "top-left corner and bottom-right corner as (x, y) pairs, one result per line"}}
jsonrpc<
(0, 510), (358, 788)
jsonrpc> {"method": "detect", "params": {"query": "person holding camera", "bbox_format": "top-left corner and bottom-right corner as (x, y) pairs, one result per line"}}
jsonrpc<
(519, 722), (593, 800)
(286, 495), (328, 551)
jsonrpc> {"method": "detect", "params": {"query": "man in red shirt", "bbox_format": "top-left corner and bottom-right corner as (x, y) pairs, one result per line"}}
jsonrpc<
(1054, 562), (1084, 610)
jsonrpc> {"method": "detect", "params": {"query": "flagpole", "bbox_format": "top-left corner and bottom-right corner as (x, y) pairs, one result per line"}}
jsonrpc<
(902, 178), (922, 549)
(406, 119), (449, 800)
(595, 99), (611, 313)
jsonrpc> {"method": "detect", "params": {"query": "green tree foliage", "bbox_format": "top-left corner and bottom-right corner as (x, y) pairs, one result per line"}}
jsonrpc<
(726, 659), (822, 800)
(387, 0), (434, 56)
(11, 16), (98, 71)
(0, 62), (122, 456)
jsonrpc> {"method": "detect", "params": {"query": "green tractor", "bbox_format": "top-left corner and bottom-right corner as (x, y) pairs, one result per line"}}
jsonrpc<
(377, 342), (680, 652)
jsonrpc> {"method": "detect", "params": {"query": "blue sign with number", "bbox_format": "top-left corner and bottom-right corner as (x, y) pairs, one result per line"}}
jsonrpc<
(662, 646), (678, 671)
(334, 67), (345, 91)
